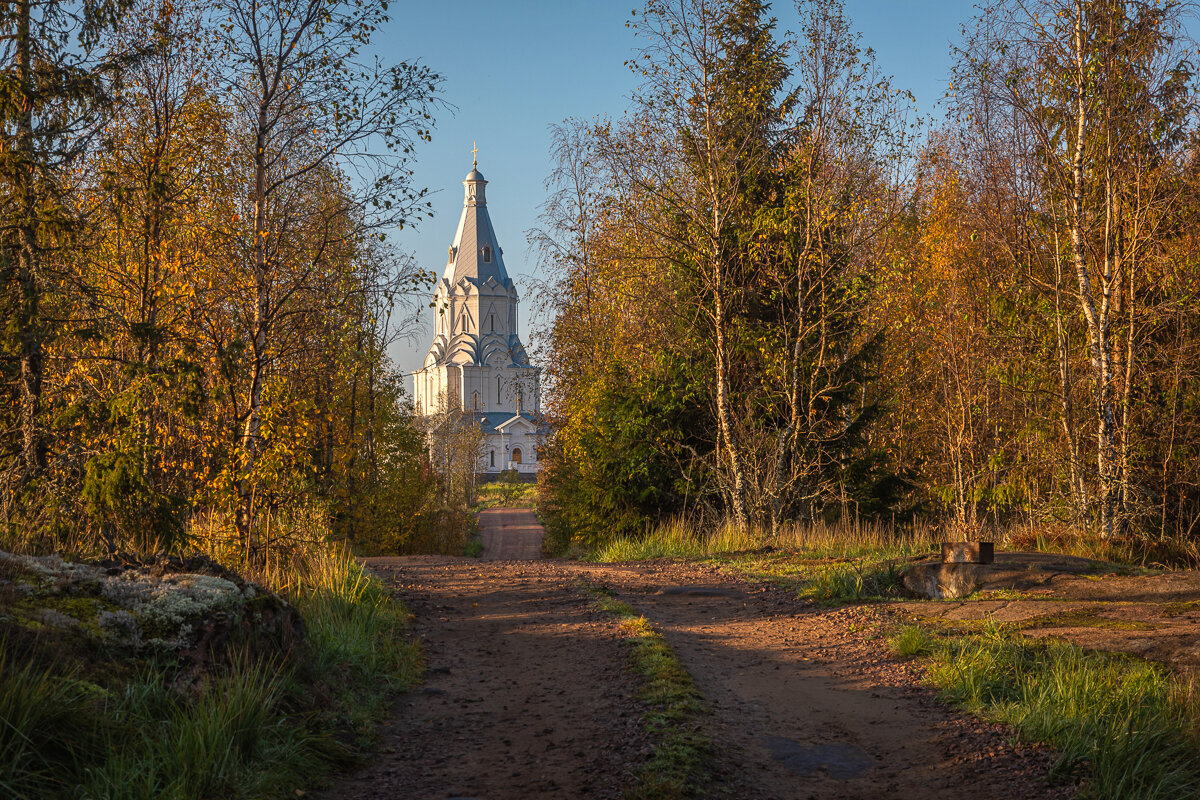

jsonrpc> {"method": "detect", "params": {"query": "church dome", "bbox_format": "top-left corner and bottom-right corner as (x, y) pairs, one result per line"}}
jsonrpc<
(465, 168), (485, 182)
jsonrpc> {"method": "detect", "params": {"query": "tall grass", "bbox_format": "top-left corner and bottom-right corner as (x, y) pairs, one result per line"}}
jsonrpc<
(1005, 522), (1200, 569)
(592, 515), (943, 563)
(592, 513), (1200, 570)
(894, 623), (1200, 799)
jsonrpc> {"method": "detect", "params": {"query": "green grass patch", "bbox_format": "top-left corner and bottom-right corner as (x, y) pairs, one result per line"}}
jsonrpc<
(591, 517), (935, 605)
(473, 475), (538, 511)
(891, 622), (1200, 799)
(1017, 610), (1161, 632)
(1160, 600), (1200, 617)
(0, 550), (419, 799)
(580, 584), (710, 800)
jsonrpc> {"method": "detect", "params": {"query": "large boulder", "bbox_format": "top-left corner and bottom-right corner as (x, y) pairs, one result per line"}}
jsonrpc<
(0, 551), (304, 677)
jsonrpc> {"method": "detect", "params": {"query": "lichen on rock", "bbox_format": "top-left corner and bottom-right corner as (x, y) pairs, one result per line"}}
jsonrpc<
(0, 550), (304, 676)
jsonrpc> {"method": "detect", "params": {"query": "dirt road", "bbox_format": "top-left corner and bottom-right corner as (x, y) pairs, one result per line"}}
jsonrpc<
(322, 555), (1068, 800)
(478, 507), (544, 560)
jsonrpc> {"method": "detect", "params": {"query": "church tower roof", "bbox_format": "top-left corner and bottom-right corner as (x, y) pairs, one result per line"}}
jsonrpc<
(442, 161), (510, 286)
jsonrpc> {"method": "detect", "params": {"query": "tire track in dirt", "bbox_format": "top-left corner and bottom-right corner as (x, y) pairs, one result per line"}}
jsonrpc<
(318, 557), (646, 800)
(580, 561), (1072, 800)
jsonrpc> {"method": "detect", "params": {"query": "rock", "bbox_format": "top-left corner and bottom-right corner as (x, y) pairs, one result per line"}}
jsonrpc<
(0, 550), (304, 678)
(902, 562), (983, 599)
(941, 541), (994, 564)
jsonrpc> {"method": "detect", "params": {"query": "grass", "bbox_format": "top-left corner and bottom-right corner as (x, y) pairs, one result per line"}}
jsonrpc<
(472, 479), (538, 511)
(589, 515), (1184, 604)
(1017, 610), (1161, 632)
(591, 516), (943, 563)
(0, 538), (419, 800)
(1161, 600), (1200, 617)
(892, 622), (1200, 799)
(592, 516), (938, 604)
(580, 583), (711, 800)
(1000, 522), (1200, 569)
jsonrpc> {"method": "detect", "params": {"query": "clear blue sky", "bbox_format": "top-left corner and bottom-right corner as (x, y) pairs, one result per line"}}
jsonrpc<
(378, 1), (968, 382)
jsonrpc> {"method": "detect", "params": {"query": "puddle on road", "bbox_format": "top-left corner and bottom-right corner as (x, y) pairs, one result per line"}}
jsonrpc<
(763, 735), (874, 779)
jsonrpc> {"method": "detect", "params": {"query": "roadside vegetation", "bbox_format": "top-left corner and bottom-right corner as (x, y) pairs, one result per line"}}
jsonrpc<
(581, 583), (712, 800)
(536, 0), (1200, 567)
(587, 515), (1183, 603)
(0, 0), (457, 794)
(0, 536), (419, 800)
(892, 624), (1200, 800)
(473, 470), (539, 511)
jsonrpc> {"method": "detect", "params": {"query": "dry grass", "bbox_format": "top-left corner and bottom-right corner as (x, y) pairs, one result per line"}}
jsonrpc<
(592, 515), (944, 563)
(593, 514), (1200, 571)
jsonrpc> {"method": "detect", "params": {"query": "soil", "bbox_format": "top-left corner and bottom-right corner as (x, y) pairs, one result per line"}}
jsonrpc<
(477, 507), (544, 561)
(897, 552), (1200, 676)
(318, 516), (1105, 800)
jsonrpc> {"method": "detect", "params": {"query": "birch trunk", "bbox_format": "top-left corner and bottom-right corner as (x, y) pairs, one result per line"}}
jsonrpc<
(1067, 1), (1119, 538)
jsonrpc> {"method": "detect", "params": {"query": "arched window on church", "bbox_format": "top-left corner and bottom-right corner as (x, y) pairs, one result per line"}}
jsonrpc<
(490, 450), (495, 468)
(489, 314), (494, 332)
(512, 447), (522, 465)
(496, 376), (501, 405)
(472, 391), (479, 410)
(482, 245), (492, 263)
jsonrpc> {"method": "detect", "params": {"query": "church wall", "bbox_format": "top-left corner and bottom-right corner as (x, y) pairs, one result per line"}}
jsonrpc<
(480, 428), (542, 475)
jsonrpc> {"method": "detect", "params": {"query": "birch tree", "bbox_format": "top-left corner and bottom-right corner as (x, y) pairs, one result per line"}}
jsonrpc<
(954, 0), (1194, 537)
(217, 0), (442, 551)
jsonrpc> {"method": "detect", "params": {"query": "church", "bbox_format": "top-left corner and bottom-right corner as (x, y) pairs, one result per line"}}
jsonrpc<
(413, 156), (543, 478)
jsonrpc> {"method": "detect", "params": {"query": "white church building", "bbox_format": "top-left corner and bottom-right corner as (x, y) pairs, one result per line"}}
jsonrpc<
(413, 158), (543, 479)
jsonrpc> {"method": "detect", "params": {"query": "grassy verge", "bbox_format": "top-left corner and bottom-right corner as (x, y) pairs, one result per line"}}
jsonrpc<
(589, 516), (1172, 604)
(0, 546), (419, 800)
(592, 517), (938, 604)
(892, 622), (1200, 799)
(472, 476), (538, 511)
(580, 583), (711, 800)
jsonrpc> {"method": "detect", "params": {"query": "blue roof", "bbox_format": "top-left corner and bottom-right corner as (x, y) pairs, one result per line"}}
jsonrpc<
(469, 411), (538, 434)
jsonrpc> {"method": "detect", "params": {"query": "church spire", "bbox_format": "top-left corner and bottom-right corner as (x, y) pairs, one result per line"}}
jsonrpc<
(442, 152), (509, 286)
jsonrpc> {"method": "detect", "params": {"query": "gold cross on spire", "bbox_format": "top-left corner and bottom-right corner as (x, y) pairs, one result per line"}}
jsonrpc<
(472, 140), (479, 168)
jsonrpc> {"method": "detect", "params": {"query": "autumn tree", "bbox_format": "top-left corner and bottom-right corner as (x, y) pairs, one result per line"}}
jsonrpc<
(954, 0), (1196, 537)
(0, 0), (134, 503)
(216, 0), (442, 552)
(536, 0), (912, 544)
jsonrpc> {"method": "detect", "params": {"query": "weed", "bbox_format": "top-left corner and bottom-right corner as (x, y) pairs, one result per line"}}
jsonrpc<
(890, 625), (935, 658)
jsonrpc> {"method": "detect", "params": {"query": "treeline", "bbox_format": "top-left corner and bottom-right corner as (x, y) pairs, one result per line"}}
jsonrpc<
(535, 0), (1200, 549)
(0, 0), (460, 557)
